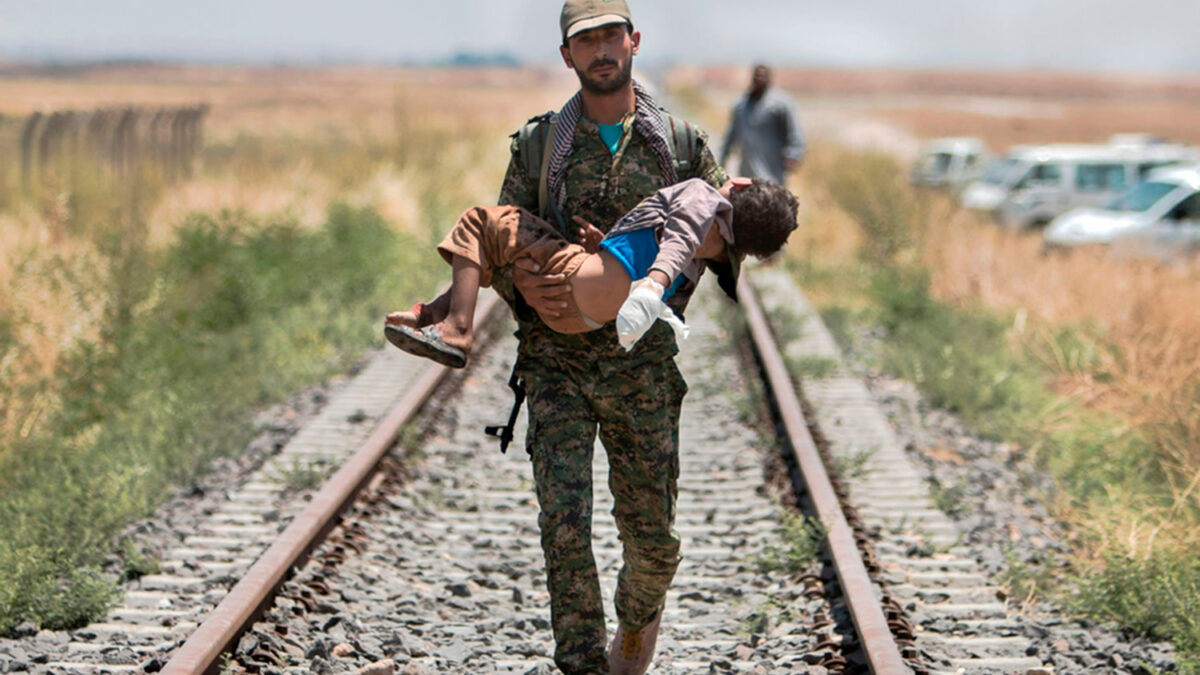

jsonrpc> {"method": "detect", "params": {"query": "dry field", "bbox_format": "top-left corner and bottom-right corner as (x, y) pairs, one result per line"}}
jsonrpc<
(0, 64), (577, 445)
(8, 62), (1200, 515)
(726, 68), (1200, 557)
(11, 62), (1200, 489)
(0, 64), (600, 633)
(1, 64), (1198, 651)
(0, 64), (576, 237)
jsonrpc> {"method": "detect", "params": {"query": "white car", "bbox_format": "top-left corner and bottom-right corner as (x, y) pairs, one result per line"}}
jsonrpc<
(1043, 164), (1200, 250)
(961, 143), (1200, 229)
(960, 152), (1029, 211)
(910, 137), (990, 189)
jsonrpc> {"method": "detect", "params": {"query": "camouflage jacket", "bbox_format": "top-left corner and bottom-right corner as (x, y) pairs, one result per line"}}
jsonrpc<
(496, 109), (726, 370)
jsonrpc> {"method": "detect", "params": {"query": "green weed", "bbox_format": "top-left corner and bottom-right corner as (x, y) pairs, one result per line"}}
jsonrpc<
(927, 476), (968, 517)
(817, 305), (857, 355)
(831, 446), (876, 482)
(273, 457), (333, 492)
(731, 388), (765, 427)
(998, 549), (1063, 608)
(218, 652), (238, 675)
(738, 609), (770, 637)
(869, 266), (1048, 436)
(395, 425), (424, 457)
(119, 539), (161, 582)
(753, 512), (825, 576)
(787, 355), (839, 380)
(738, 595), (803, 638)
(1074, 552), (1200, 665)
(768, 305), (807, 346)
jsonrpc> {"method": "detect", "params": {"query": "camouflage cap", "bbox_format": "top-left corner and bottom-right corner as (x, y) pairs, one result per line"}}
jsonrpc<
(560, 0), (633, 41)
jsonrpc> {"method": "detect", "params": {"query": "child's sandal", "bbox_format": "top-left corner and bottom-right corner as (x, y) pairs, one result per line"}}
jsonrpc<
(412, 302), (434, 326)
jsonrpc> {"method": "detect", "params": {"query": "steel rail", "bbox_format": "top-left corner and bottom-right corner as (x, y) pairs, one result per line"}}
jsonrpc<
(161, 292), (503, 675)
(739, 276), (911, 675)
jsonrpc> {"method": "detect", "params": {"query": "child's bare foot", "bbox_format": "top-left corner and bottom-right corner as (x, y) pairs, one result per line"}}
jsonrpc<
(385, 303), (425, 328)
(386, 294), (451, 328)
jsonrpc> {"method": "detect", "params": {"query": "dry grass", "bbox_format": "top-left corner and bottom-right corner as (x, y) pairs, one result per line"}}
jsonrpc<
(928, 223), (1200, 402)
(920, 208), (1200, 549)
(786, 145), (870, 253)
(0, 64), (576, 448)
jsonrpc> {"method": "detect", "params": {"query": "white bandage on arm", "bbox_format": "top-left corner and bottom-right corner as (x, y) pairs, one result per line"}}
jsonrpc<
(616, 277), (690, 351)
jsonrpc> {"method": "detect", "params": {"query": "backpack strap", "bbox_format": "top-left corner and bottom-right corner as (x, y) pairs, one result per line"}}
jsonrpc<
(663, 112), (697, 176)
(514, 111), (557, 219)
(537, 114), (559, 224)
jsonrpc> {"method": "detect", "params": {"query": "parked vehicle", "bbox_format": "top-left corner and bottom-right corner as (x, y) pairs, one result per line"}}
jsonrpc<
(1108, 132), (1169, 148)
(960, 143), (1200, 230)
(909, 137), (990, 189)
(1043, 163), (1200, 252)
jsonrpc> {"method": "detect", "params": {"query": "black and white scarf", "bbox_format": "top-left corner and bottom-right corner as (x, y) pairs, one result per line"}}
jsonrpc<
(546, 80), (678, 215)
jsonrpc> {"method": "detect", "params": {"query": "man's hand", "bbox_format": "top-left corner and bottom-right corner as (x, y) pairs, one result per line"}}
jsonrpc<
(513, 258), (571, 319)
(573, 215), (604, 253)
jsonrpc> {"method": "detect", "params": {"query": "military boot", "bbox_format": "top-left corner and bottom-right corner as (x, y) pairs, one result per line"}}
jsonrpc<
(607, 606), (663, 675)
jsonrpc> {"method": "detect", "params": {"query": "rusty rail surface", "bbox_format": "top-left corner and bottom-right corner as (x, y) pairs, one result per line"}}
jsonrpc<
(161, 292), (502, 675)
(739, 276), (911, 675)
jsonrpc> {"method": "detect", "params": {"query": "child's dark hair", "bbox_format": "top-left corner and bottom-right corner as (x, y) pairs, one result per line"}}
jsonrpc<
(728, 178), (799, 258)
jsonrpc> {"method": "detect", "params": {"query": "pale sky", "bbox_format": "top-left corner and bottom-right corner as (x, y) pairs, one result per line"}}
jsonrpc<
(2, 0), (1198, 73)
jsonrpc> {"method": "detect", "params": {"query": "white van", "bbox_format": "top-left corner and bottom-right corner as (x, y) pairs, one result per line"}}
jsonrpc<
(910, 137), (990, 189)
(1043, 164), (1200, 251)
(960, 143), (1200, 230)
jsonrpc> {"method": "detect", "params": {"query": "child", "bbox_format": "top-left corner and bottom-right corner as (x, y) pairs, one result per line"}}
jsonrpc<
(384, 177), (798, 368)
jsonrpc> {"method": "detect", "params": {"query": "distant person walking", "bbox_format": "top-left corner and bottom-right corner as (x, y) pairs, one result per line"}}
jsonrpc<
(719, 64), (805, 184)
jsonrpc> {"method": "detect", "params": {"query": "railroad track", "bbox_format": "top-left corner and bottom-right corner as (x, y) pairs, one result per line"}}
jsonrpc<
(9, 271), (1056, 675)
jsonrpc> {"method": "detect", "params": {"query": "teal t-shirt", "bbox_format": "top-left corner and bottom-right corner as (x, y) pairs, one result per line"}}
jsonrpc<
(597, 123), (624, 155)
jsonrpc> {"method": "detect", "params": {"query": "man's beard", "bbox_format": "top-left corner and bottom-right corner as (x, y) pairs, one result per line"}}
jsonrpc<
(574, 56), (633, 95)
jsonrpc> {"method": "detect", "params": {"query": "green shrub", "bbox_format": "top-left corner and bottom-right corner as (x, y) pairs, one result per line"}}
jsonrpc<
(1075, 552), (1200, 665)
(0, 546), (119, 635)
(869, 265), (1048, 434)
(826, 152), (924, 267)
(817, 305), (856, 355)
(0, 312), (12, 356)
(0, 202), (443, 633)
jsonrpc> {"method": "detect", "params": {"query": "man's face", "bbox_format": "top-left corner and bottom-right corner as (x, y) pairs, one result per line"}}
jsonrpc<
(560, 23), (640, 95)
(750, 66), (771, 97)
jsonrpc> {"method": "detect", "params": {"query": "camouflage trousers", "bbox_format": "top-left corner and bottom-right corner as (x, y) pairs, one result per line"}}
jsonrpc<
(522, 352), (687, 675)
